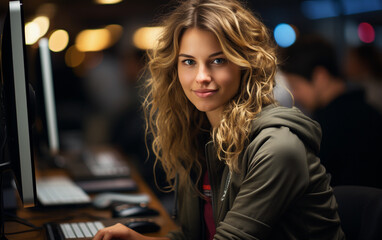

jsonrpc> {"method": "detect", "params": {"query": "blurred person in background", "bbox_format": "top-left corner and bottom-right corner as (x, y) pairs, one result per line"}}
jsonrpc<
(111, 48), (147, 164)
(343, 44), (382, 114)
(280, 35), (382, 188)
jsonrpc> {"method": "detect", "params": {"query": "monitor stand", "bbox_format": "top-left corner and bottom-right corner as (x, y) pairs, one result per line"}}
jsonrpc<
(0, 161), (11, 240)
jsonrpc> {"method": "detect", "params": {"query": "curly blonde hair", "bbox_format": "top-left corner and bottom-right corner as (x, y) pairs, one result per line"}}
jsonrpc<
(144, 0), (277, 193)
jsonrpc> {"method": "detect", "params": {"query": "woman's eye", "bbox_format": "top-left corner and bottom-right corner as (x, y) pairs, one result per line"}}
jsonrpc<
(182, 59), (195, 65)
(212, 58), (226, 65)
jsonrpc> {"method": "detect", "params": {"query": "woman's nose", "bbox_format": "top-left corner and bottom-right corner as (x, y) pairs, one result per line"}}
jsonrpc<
(195, 65), (212, 84)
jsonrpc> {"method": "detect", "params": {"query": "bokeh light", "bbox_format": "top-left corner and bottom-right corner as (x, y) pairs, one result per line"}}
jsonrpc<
(133, 27), (163, 50)
(105, 24), (123, 46)
(65, 45), (86, 68)
(25, 22), (41, 45)
(301, 0), (340, 19)
(75, 29), (111, 52)
(345, 21), (360, 45)
(274, 23), (296, 48)
(95, 0), (122, 4)
(358, 22), (375, 43)
(49, 29), (69, 52)
(33, 16), (50, 37)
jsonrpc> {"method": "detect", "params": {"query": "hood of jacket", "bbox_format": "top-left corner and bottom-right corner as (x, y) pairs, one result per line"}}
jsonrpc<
(251, 104), (322, 154)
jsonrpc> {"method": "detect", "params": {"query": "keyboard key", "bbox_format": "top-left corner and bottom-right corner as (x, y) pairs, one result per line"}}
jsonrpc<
(71, 223), (84, 238)
(60, 223), (76, 239)
(86, 222), (98, 236)
(79, 223), (93, 238)
(94, 221), (105, 231)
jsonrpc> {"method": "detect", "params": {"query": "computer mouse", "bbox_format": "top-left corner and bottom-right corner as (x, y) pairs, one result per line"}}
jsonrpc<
(112, 205), (160, 218)
(92, 192), (150, 209)
(124, 220), (161, 233)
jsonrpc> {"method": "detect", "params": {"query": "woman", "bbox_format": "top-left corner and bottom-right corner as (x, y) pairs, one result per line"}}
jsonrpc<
(94, 0), (345, 239)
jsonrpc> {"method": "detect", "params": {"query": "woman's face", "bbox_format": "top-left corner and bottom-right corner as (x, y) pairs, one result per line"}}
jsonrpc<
(177, 28), (241, 123)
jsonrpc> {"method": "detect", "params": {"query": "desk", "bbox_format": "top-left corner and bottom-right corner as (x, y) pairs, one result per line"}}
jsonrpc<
(4, 147), (179, 239)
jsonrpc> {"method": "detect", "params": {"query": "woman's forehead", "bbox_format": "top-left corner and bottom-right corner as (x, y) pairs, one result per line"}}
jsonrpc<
(178, 28), (223, 56)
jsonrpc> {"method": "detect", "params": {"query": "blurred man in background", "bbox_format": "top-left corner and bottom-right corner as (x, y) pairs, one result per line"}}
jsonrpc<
(280, 35), (382, 188)
(343, 44), (382, 114)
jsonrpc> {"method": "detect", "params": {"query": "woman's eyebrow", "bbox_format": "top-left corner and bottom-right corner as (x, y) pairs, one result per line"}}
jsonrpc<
(178, 53), (194, 58)
(209, 51), (224, 57)
(178, 51), (224, 58)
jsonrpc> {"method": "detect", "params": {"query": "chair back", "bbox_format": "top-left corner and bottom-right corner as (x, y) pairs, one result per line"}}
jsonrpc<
(333, 185), (382, 240)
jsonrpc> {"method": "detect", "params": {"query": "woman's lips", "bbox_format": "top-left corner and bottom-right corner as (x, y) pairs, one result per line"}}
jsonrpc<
(193, 89), (218, 97)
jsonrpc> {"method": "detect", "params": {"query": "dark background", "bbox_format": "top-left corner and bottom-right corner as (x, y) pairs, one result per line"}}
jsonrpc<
(1, 0), (381, 151)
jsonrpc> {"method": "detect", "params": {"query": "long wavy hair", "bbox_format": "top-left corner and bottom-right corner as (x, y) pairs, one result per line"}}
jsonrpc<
(144, 0), (277, 193)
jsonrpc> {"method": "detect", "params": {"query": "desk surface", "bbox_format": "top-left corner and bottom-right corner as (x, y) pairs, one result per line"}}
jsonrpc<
(4, 147), (179, 239)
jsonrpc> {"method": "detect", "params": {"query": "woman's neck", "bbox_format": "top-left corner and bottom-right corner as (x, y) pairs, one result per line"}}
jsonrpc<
(206, 109), (222, 128)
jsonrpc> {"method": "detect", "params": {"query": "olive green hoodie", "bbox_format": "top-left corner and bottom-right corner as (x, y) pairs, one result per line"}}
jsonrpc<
(168, 105), (345, 240)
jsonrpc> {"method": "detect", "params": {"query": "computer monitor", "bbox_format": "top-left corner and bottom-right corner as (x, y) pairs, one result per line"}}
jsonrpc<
(0, 0), (37, 208)
(36, 38), (60, 158)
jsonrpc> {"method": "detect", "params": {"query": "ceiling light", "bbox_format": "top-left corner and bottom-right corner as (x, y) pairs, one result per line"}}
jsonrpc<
(75, 29), (111, 52)
(95, 0), (123, 4)
(33, 16), (50, 38)
(133, 27), (163, 50)
(49, 29), (69, 52)
(25, 22), (41, 45)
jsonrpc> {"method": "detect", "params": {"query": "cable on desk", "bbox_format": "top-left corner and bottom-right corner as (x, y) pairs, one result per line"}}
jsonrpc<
(5, 227), (43, 236)
(6, 211), (107, 223)
(4, 213), (43, 235)
(5, 212), (40, 228)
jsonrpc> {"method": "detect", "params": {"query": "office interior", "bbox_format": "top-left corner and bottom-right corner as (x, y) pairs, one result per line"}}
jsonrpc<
(1, 0), (382, 239)
(1, 1), (381, 145)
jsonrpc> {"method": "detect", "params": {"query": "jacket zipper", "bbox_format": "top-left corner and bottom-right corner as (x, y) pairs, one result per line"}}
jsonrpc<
(221, 171), (231, 202)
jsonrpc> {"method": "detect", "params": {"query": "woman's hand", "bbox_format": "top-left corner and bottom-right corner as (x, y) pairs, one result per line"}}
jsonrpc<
(92, 223), (171, 240)
(92, 223), (145, 240)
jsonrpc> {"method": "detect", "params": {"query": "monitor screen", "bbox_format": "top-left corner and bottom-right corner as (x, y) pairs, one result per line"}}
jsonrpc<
(0, 0), (37, 208)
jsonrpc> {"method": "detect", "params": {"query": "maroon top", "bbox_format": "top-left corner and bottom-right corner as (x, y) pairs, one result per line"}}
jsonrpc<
(203, 171), (216, 240)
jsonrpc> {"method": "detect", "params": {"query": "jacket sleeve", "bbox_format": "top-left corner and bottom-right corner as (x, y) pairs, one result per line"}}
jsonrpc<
(214, 126), (310, 240)
(166, 230), (186, 240)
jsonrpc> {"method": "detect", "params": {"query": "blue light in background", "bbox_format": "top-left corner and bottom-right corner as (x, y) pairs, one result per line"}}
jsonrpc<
(301, 0), (340, 19)
(342, 0), (382, 15)
(274, 23), (296, 48)
(301, 0), (382, 19)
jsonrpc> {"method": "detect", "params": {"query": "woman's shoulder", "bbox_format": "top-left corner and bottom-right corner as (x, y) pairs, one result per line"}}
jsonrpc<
(241, 126), (310, 186)
(241, 124), (309, 179)
(248, 125), (306, 159)
(249, 104), (321, 155)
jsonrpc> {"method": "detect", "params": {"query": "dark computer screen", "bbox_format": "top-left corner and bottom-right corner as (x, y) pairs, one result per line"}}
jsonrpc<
(0, 0), (37, 208)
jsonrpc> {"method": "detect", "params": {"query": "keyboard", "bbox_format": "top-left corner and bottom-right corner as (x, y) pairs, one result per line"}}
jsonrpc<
(36, 176), (91, 207)
(64, 149), (131, 181)
(83, 150), (130, 177)
(44, 218), (161, 240)
(46, 221), (105, 239)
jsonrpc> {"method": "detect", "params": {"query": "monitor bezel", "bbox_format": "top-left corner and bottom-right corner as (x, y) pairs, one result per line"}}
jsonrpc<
(0, 0), (37, 208)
